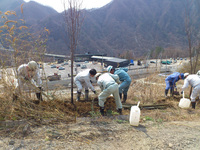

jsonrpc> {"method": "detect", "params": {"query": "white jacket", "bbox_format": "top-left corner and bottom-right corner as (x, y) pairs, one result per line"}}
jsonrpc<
(74, 69), (95, 91)
(18, 64), (42, 87)
(97, 73), (120, 91)
(182, 74), (200, 91)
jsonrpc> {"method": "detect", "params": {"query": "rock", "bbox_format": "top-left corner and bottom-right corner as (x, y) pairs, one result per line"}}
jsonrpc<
(22, 124), (31, 136)
(108, 137), (114, 141)
(9, 140), (15, 145)
(168, 143), (173, 148)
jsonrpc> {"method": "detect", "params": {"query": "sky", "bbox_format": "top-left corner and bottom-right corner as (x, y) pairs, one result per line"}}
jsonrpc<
(24, 0), (113, 13)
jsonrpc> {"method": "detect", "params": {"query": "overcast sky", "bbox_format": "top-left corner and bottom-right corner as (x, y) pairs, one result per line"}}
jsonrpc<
(24, 0), (112, 13)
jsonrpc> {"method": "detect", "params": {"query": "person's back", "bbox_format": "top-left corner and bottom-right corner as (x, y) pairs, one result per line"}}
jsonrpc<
(165, 72), (180, 82)
(97, 73), (116, 89)
(114, 69), (131, 82)
(18, 64), (28, 77)
(196, 70), (200, 77)
(75, 69), (90, 83)
(184, 74), (200, 87)
(74, 69), (97, 101)
(97, 73), (122, 115)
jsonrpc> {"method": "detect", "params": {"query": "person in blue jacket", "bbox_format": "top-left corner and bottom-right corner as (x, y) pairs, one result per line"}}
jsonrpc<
(165, 72), (184, 97)
(107, 65), (132, 103)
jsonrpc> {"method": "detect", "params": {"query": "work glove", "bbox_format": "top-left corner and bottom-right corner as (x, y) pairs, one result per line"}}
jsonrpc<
(93, 90), (96, 94)
(24, 77), (29, 81)
(181, 91), (183, 94)
(38, 87), (44, 91)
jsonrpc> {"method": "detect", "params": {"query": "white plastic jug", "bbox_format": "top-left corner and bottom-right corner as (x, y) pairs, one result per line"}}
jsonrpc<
(129, 101), (140, 126)
(179, 91), (191, 109)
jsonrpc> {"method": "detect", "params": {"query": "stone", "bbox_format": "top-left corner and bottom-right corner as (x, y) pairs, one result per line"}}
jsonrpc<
(9, 140), (15, 145)
(168, 143), (173, 148)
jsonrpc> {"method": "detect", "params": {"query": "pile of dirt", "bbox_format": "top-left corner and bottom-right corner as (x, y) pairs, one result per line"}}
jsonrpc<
(10, 96), (118, 121)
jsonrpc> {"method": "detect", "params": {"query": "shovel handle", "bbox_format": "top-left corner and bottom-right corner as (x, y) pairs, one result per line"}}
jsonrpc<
(137, 101), (140, 107)
(183, 91), (184, 98)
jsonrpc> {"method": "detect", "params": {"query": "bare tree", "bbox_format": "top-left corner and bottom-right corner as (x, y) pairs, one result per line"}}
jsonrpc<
(63, 0), (84, 104)
(184, 0), (200, 74)
(183, 0), (200, 96)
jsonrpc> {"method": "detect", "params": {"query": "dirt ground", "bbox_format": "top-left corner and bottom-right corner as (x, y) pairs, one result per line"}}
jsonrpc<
(0, 96), (200, 150)
(0, 116), (200, 150)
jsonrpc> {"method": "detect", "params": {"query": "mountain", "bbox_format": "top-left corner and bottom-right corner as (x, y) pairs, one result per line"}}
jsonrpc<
(1, 0), (200, 57)
(0, 0), (57, 26)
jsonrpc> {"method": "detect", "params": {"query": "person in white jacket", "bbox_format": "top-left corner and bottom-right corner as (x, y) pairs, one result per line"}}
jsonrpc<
(74, 69), (97, 101)
(15, 61), (43, 101)
(96, 72), (123, 116)
(182, 73), (200, 109)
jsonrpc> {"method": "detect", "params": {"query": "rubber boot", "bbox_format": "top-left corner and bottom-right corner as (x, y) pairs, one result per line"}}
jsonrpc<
(117, 108), (122, 115)
(191, 102), (196, 109)
(165, 89), (168, 97)
(85, 90), (89, 100)
(122, 94), (127, 103)
(119, 93), (122, 99)
(170, 88), (174, 96)
(77, 91), (81, 101)
(100, 107), (104, 116)
(36, 93), (43, 101)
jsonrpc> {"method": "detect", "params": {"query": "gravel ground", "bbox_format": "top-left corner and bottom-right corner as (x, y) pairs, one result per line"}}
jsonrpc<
(0, 116), (200, 150)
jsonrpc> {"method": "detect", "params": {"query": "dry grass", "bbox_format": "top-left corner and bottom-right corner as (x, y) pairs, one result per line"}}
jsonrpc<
(124, 73), (200, 123)
(0, 72), (200, 133)
(127, 74), (166, 104)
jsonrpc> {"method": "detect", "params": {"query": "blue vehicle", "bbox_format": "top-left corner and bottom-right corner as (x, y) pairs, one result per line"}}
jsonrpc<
(58, 66), (65, 70)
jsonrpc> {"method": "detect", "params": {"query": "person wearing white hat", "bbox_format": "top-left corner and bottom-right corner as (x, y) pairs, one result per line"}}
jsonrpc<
(182, 73), (200, 109)
(14, 61), (43, 101)
(107, 65), (132, 103)
(96, 72), (122, 116)
(74, 69), (97, 101)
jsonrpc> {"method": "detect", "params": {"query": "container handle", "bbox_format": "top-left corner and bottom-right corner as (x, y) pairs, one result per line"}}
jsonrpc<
(137, 101), (140, 107)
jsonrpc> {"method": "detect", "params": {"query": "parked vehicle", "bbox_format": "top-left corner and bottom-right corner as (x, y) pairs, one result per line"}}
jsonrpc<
(81, 64), (87, 69)
(129, 63), (134, 66)
(150, 61), (156, 63)
(161, 60), (171, 65)
(76, 64), (81, 67)
(51, 65), (56, 68)
(63, 62), (68, 65)
(47, 73), (61, 81)
(58, 66), (65, 70)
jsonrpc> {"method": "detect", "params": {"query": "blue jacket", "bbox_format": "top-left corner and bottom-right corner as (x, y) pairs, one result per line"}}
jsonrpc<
(165, 72), (182, 85)
(114, 68), (131, 82)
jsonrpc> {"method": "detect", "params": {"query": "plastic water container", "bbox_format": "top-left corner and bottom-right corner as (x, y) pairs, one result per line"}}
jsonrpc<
(129, 101), (140, 126)
(179, 92), (191, 109)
